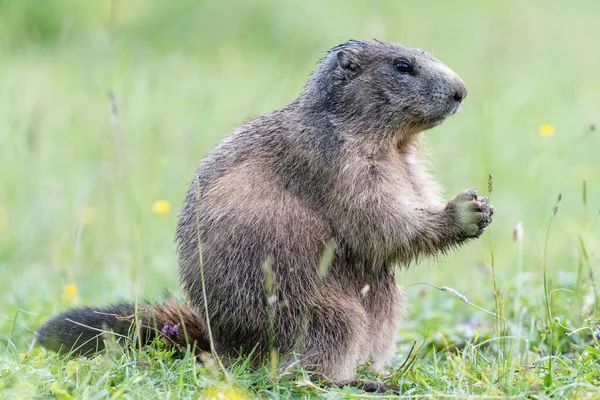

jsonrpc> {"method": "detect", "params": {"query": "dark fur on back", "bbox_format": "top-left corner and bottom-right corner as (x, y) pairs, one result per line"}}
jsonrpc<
(37, 40), (492, 392)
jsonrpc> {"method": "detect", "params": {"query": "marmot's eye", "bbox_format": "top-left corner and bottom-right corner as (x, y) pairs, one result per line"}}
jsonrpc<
(393, 59), (413, 74)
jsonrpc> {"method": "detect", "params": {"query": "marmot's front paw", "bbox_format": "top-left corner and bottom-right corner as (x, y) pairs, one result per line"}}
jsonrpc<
(447, 188), (494, 239)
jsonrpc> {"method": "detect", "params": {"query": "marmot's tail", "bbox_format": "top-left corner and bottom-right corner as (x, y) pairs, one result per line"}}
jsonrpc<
(35, 298), (210, 356)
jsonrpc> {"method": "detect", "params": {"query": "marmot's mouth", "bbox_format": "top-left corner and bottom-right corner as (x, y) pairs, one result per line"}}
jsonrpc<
(406, 102), (461, 132)
(433, 101), (462, 123)
(413, 115), (447, 132)
(450, 102), (462, 116)
(428, 115), (448, 127)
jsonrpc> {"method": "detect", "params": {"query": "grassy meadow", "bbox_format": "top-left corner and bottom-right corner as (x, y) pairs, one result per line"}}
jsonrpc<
(1, 0), (600, 398)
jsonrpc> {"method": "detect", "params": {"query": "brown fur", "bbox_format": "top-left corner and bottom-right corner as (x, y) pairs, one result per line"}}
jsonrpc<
(36, 40), (493, 393)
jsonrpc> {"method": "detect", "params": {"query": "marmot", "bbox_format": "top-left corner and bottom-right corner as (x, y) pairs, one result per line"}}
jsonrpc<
(36, 40), (493, 393)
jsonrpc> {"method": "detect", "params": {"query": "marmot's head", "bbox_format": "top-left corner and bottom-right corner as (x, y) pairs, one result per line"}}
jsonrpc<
(301, 40), (467, 137)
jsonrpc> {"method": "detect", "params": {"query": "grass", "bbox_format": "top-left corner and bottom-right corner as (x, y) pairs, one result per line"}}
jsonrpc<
(1, 0), (600, 398)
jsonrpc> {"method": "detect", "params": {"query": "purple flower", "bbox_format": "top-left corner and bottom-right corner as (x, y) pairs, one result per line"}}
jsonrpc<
(161, 323), (181, 340)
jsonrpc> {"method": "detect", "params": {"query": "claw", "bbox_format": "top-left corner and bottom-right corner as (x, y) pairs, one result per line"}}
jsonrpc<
(455, 188), (478, 202)
(466, 187), (477, 199)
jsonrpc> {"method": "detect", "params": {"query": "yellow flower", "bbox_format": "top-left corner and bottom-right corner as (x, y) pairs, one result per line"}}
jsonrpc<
(537, 123), (554, 136)
(202, 386), (249, 400)
(0, 203), (6, 231)
(63, 284), (79, 304)
(50, 382), (73, 400)
(152, 200), (172, 215)
(81, 206), (96, 224)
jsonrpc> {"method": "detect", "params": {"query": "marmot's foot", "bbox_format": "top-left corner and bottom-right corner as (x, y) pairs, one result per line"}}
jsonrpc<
(447, 188), (494, 239)
(336, 379), (398, 393)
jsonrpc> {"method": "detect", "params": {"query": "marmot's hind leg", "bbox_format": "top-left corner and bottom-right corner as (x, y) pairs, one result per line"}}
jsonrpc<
(366, 285), (405, 374)
(296, 290), (397, 393)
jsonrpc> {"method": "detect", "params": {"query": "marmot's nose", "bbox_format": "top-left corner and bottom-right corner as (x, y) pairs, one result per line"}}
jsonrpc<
(453, 81), (468, 102)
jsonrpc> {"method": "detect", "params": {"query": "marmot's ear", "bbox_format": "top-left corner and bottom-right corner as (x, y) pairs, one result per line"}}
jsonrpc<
(336, 49), (361, 74)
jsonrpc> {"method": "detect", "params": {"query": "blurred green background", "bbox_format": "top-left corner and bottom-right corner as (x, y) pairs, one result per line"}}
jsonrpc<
(1, 0), (599, 356)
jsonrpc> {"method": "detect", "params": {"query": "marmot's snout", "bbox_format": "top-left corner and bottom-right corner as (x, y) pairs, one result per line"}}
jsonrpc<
(452, 80), (467, 103)
(436, 70), (467, 118)
(449, 79), (467, 115)
(433, 58), (467, 108)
